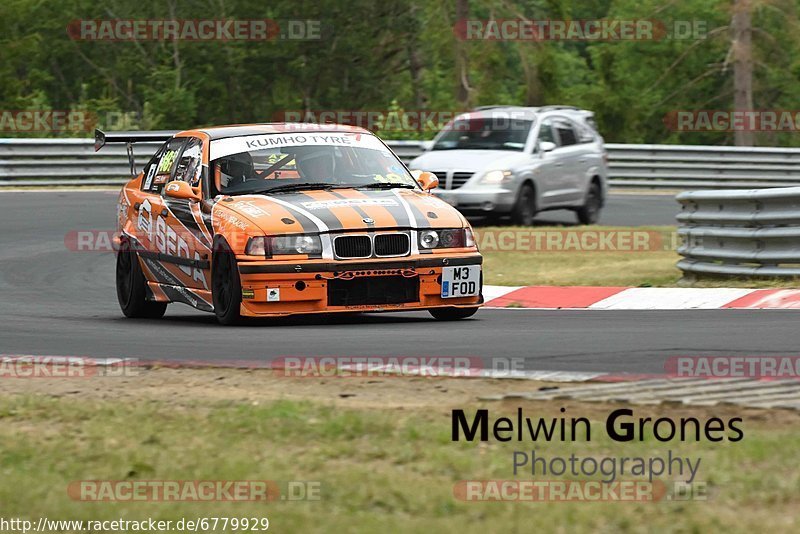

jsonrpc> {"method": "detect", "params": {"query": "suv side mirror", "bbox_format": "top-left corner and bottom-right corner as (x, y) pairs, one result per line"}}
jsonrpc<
(415, 171), (439, 191)
(164, 180), (202, 202)
(539, 141), (557, 154)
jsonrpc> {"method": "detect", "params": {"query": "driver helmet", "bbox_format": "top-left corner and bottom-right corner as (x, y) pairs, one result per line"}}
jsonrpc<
(219, 152), (254, 188)
(295, 147), (336, 180)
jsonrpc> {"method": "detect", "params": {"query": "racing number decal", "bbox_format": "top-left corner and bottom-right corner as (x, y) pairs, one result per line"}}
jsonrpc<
(158, 150), (178, 173)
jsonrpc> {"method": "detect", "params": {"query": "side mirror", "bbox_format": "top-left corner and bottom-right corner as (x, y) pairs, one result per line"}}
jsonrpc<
(539, 141), (557, 154)
(164, 180), (202, 202)
(415, 171), (439, 191)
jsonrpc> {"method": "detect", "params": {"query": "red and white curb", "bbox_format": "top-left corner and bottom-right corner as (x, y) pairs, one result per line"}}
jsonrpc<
(484, 285), (800, 310)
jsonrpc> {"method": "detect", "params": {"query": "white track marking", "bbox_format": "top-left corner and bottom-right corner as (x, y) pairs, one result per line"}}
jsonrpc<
(588, 287), (755, 310)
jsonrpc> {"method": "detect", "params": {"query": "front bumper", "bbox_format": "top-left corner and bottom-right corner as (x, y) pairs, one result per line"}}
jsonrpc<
(433, 187), (516, 214)
(236, 254), (483, 317)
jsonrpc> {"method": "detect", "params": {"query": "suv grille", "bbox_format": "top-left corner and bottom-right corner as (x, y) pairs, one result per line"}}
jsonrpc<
(334, 235), (371, 258)
(328, 275), (419, 306)
(451, 172), (474, 189)
(432, 171), (474, 190)
(374, 233), (410, 257)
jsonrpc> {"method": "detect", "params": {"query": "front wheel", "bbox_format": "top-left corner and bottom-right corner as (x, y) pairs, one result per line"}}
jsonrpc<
(511, 184), (537, 226)
(429, 307), (479, 321)
(576, 182), (602, 225)
(212, 243), (244, 325)
(116, 244), (167, 319)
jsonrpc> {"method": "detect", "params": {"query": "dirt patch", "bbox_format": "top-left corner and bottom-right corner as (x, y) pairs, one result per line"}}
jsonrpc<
(1, 366), (798, 427)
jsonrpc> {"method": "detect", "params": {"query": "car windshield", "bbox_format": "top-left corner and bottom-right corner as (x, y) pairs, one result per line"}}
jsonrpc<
(209, 132), (418, 195)
(431, 118), (533, 151)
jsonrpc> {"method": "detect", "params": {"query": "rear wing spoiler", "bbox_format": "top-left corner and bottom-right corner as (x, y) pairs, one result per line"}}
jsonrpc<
(94, 129), (178, 175)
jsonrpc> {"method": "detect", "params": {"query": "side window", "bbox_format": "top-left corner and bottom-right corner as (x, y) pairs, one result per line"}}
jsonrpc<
(577, 123), (595, 143)
(554, 119), (577, 146)
(173, 137), (203, 186)
(141, 142), (168, 192)
(537, 120), (556, 144)
(144, 138), (186, 194)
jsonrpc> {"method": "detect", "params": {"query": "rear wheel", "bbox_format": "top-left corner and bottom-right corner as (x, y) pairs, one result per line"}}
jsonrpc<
(212, 242), (244, 325)
(429, 307), (479, 321)
(576, 182), (602, 225)
(115, 243), (167, 319)
(511, 184), (537, 226)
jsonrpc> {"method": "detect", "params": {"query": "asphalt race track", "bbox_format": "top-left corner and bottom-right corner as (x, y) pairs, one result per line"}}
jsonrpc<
(1, 190), (798, 375)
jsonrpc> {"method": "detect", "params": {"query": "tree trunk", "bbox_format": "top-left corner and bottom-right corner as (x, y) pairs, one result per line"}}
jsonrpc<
(732, 0), (754, 146)
(407, 2), (428, 110)
(455, 0), (471, 108)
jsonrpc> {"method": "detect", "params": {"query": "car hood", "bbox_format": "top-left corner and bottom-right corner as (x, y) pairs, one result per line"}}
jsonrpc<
(409, 149), (530, 172)
(219, 188), (466, 234)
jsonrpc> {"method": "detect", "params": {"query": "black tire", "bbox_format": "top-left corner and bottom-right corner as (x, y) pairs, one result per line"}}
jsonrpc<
(429, 307), (479, 321)
(511, 184), (537, 226)
(576, 182), (602, 225)
(212, 242), (244, 325)
(116, 243), (167, 319)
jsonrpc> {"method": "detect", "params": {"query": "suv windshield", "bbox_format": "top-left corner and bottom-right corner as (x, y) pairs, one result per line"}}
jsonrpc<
(431, 118), (533, 151)
(209, 132), (418, 195)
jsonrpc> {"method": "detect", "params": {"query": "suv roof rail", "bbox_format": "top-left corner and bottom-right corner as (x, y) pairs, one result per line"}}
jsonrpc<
(538, 105), (582, 113)
(472, 105), (510, 111)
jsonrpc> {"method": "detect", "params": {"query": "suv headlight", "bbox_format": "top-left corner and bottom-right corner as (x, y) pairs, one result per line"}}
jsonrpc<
(245, 235), (323, 256)
(480, 170), (513, 184)
(419, 229), (473, 249)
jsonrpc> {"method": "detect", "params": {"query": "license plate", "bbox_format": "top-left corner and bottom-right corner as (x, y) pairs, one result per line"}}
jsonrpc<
(441, 266), (481, 298)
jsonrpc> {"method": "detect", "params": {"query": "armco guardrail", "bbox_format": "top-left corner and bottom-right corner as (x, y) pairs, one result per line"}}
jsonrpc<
(677, 187), (800, 278)
(4, 137), (800, 188)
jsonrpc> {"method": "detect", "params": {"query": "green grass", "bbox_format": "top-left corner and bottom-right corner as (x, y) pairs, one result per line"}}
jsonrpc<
(478, 225), (800, 288)
(1, 394), (799, 532)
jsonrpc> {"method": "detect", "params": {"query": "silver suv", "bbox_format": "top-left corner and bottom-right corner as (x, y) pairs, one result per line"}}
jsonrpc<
(408, 106), (608, 225)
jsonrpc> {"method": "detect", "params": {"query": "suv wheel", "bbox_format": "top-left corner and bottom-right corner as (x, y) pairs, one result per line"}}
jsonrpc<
(511, 184), (537, 226)
(576, 182), (602, 225)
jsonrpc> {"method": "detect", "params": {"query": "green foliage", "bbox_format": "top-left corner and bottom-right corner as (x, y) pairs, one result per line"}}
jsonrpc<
(1, 0), (799, 145)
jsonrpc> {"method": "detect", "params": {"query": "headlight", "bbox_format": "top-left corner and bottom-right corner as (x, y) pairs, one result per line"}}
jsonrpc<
(271, 235), (322, 255)
(245, 235), (323, 256)
(419, 230), (440, 249)
(480, 170), (512, 184)
(419, 229), (473, 249)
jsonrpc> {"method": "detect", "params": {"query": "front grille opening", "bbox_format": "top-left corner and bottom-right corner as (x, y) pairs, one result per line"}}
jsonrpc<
(328, 275), (419, 306)
(451, 172), (474, 189)
(374, 233), (410, 257)
(334, 235), (371, 258)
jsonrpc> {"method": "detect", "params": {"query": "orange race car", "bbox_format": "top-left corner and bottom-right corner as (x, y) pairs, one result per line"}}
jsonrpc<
(98, 124), (483, 324)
